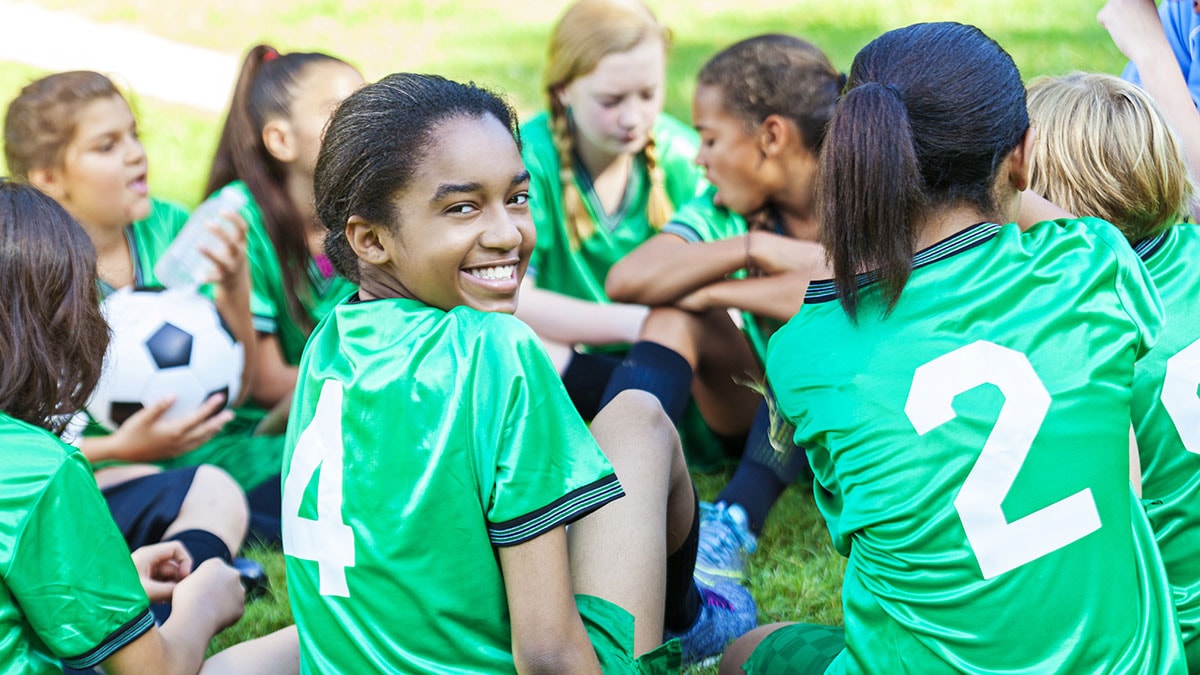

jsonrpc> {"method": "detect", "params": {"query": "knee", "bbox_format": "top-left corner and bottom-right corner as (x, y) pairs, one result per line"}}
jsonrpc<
(639, 306), (703, 346)
(596, 390), (672, 433)
(187, 465), (250, 523)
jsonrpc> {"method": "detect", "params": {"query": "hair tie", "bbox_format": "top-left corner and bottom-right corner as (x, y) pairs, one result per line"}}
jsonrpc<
(263, 48), (280, 63)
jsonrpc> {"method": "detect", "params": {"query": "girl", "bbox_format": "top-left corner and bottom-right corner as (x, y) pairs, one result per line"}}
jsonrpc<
(1027, 1), (1200, 665)
(723, 22), (1184, 674)
(4, 71), (250, 569)
(515, 0), (732, 446)
(283, 73), (756, 672)
(187, 46), (362, 532)
(0, 180), (250, 675)
(604, 34), (838, 581)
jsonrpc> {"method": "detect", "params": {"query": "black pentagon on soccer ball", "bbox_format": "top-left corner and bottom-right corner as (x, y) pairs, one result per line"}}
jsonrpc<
(146, 322), (193, 369)
(110, 401), (145, 427)
(205, 387), (231, 417)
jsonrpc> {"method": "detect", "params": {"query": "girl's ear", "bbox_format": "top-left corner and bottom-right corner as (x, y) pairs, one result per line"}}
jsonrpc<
(1006, 126), (1037, 192)
(757, 114), (794, 158)
(553, 85), (571, 111)
(26, 166), (65, 200)
(262, 118), (297, 163)
(346, 215), (391, 265)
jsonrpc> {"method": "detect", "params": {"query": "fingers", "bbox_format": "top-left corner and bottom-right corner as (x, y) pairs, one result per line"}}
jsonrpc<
(141, 577), (180, 603)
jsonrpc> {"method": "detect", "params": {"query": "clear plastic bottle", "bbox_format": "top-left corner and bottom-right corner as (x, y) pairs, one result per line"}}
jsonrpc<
(154, 187), (248, 289)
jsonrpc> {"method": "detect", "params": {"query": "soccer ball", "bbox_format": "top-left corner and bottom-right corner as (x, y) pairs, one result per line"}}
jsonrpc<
(86, 286), (244, 431)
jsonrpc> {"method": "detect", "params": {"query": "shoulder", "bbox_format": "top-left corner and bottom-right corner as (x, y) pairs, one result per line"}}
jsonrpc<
(665, 186), (745, 242)
(137, 197), (189, 233)
(0, 415), (88, 502)
(653, 113), (700, 150)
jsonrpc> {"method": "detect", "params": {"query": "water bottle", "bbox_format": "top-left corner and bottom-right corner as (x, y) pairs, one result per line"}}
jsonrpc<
(154, 187), (248, 289)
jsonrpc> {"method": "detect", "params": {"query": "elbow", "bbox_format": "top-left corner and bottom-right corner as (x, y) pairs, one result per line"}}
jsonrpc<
(515, 644), (597, 675)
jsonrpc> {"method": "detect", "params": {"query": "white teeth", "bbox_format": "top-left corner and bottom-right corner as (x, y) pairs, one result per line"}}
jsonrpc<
(468, 265), (516, 281)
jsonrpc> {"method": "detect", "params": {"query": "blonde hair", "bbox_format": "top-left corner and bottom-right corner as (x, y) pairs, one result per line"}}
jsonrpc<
(1027, 72), (1194, 242)
(543, 0), (672, 247)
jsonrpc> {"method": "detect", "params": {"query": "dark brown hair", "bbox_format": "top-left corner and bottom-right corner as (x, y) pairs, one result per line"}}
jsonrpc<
(315, 74), (521, 283)
(819, 22), (1028, 319)
(0, 182), (109, 433)
(697, 34), (841, 153)
(4, 71), (122, 180)
(205, 45), (356, 332)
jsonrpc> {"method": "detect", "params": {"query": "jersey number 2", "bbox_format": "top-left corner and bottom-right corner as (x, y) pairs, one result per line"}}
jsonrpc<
(1163, 338), (1200, 455)
(282, 380), (356, 597)
(905, 341), (1101, 580)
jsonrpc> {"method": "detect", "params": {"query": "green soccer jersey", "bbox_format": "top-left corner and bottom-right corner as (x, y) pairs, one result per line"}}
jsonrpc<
(0, 413), (152, 673)
(521, 112), (705, 305)
(224, 181), (357, 366)
(96, 197), (189, 300)
(662, 187), (778, 363)
(1131, 223), (1200, 669)
(282, 296), (625, 673)
(766, 218), (1183, 674)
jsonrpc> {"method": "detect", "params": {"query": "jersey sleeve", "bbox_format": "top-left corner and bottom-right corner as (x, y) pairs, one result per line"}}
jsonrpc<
(470, 314), (624, 546)
(8, 451), (152, 668)
(1083, 218), (1165, 360)
(662, 187), (747, 243)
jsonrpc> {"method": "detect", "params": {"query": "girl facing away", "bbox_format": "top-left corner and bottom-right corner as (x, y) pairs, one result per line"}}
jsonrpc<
(604, 34), (838, 582)
(513, 0), (721, 434)
(4, 71), (251, 572)
(1027, 12), (1200, 666)
(723, 21), (1184, 674)
(282, 73), (757, 672)
(0, 180), (298, 675)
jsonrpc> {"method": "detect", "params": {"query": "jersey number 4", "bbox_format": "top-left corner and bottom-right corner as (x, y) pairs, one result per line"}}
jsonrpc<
(905, 341), (1102, 580)
(1163, 338), (1200, 455)
(282, 380), (356, 597)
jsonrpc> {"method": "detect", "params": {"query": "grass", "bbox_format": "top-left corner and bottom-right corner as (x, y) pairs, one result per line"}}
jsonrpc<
(1, 0), (1130, 671)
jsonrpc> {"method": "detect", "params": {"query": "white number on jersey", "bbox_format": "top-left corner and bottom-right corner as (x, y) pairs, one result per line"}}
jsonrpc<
(906, 340), (1102, 580)
(282, 380), (356, 596)
(1163, 338), (1200, 455)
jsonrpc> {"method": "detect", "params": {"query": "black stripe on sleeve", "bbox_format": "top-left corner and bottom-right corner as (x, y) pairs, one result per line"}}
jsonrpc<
(62, 608), (155, 669)
(488, 473), (624, 547)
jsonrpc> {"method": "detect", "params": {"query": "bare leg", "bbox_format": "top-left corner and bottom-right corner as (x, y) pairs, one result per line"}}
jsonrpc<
(638, 307), (762, 436)
(720, 623), (795, 675)
(568, 390), (695, 655)
(200, 625), (299, 675)
(162, 465), (249, 556)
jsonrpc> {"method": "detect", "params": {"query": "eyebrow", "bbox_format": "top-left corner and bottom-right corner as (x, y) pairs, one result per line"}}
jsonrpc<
(430, 171), (530, 202)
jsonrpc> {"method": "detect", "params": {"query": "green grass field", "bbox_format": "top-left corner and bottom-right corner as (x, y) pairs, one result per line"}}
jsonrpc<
(0, 1), (1132, 671)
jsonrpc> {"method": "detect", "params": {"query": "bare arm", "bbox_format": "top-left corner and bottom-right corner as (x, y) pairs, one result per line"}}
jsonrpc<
(514, 278), (648, 347)
(499, 527), (602, 675)
(677, 273), (814, 323)
(1100, 0), (1200, 220)
(203, 214), (257, 406)
(247, 333), (297, 410)
(199, 625), (300, 675)
(605, 232), (748, 306)
(102, 560), (245, 675)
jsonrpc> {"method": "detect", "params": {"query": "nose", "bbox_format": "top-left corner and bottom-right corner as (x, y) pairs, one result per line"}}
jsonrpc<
(694, 146), (708, 169)
(479, 208), (525, 251)
(125, 134), (146, 165)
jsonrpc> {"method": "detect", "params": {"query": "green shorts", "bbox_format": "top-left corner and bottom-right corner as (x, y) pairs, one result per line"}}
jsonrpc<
(157, 410), (283, 491)
(743, 624), (844, 675)
(577, 594), (682, 674)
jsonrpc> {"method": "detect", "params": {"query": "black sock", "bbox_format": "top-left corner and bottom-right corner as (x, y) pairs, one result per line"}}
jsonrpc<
(165, 528), (232, 566)
(561, 351), (621, 420)
(664, 489), (703, 633)
(247, 474), (283, 547)
(599, 341), (693, 426)
(716, 401), (810, 534)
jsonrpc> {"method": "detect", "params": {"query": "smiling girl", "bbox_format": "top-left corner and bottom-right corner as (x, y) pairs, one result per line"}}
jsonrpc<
(282, 73), (756, 673)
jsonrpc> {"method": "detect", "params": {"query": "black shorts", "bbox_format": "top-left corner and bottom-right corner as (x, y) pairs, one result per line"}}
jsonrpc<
(101, 466), (198, 551)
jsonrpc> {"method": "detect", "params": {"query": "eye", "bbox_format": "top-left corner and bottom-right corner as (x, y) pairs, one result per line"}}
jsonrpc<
(599, 97), (621, 109)
(640, 89), (657, 102)
(445, 203), (478, 215)
(509, 191), (529, 206)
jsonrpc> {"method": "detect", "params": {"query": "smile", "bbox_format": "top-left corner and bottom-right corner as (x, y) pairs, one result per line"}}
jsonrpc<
(467, 264), (516, 281)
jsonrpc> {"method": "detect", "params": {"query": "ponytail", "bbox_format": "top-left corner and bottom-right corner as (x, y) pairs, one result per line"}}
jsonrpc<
(205, 45), (355, 334)
(819, 83), (925, 320)
(549, 103), (593, 247)
(642, 133), (672, 230)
